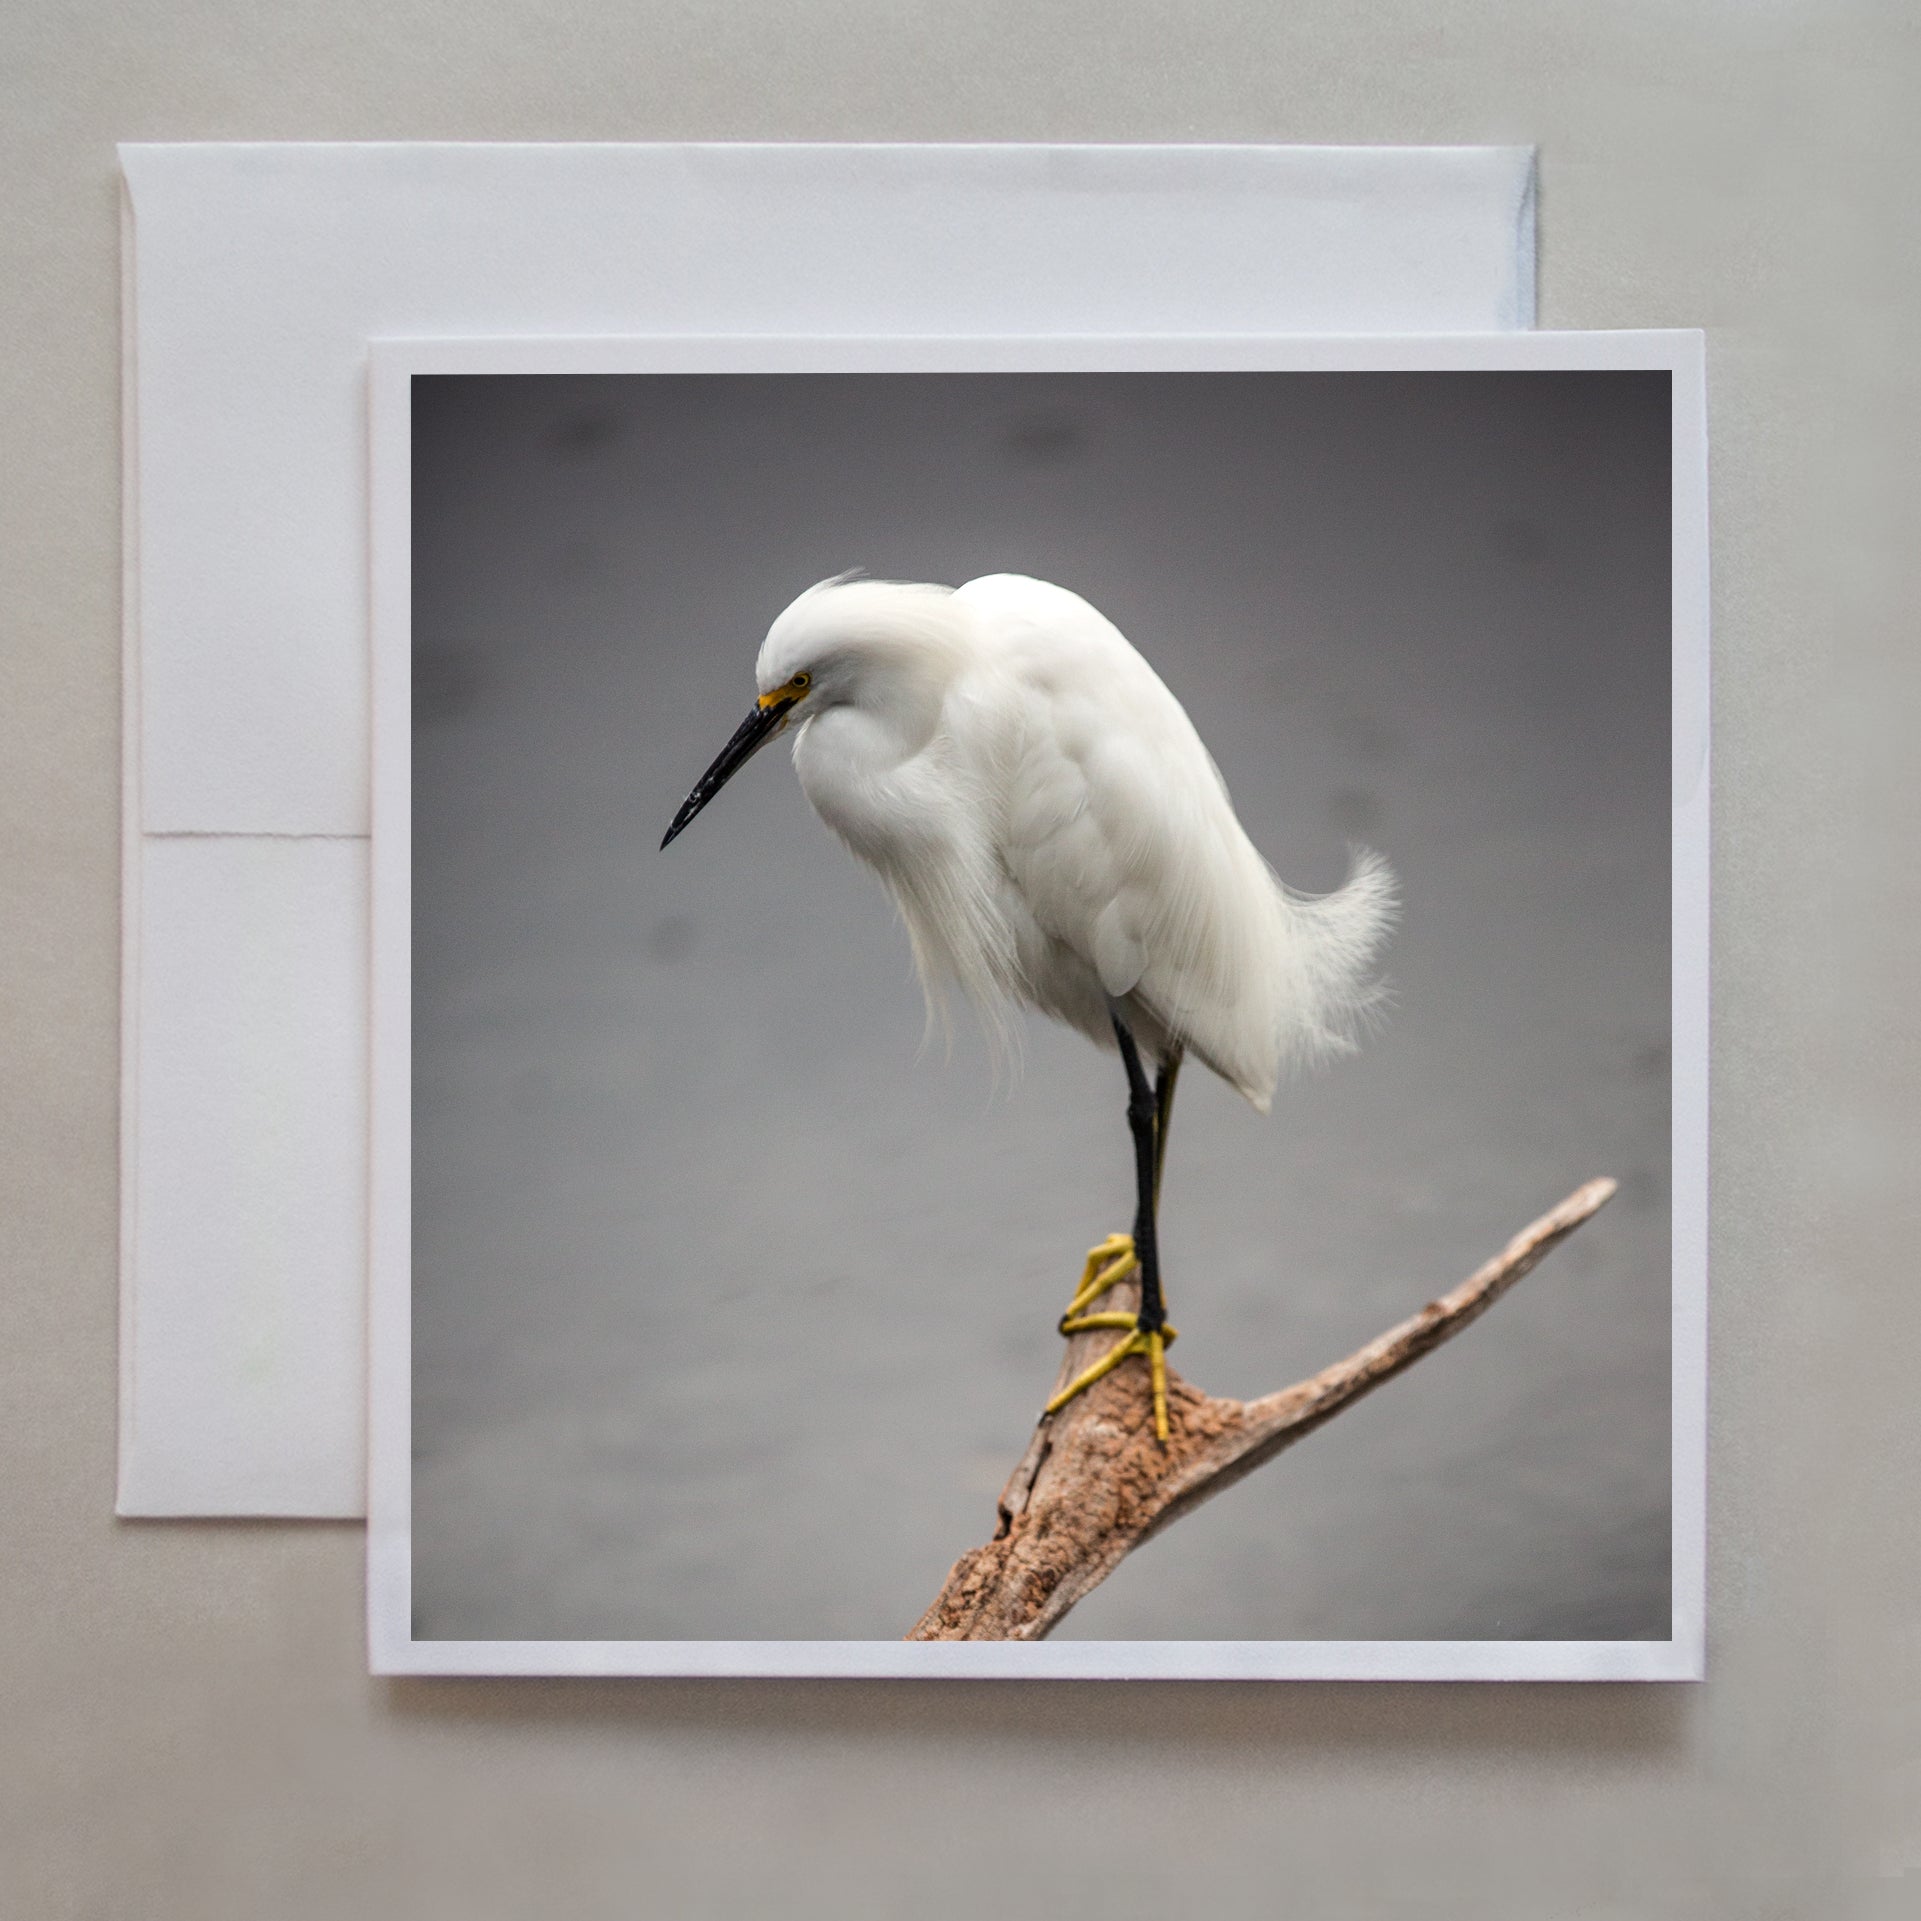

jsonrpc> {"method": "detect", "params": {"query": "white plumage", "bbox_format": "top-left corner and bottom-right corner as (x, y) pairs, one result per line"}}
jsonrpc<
(751, 573), (1394, 1111)
(660, 570), (1396, 1436)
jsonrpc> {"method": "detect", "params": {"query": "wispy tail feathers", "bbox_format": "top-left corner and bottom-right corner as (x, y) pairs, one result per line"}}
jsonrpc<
(1272, 846), (1397, 1082)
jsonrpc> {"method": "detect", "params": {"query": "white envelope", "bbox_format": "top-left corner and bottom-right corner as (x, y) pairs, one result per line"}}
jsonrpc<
(119, 142), (1538, 1517)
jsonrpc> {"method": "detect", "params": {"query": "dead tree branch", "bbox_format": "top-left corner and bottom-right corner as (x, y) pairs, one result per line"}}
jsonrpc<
(910, 1177), (1618, 1642)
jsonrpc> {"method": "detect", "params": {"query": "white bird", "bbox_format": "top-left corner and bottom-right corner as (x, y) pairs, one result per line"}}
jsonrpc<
(662, 574), (1394, 1439)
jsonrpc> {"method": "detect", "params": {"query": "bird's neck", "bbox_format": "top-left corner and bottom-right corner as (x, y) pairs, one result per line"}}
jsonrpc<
(791, 629), (975, 869)
(799, 661), (948, 787)
(823, 604), (975, 758)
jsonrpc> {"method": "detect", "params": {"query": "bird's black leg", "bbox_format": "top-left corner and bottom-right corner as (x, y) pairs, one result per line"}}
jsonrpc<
(1153, 1045), (1183, 1210)
(1112, 1015), (1167, 1337)
(1043, 1016), (1181, 1441)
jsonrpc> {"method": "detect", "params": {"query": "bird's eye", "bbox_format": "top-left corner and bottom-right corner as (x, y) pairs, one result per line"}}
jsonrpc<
(791, 672), (811, 690)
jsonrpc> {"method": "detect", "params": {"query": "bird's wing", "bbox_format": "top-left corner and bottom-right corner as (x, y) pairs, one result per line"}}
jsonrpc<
(953, 576), (1291, 1098)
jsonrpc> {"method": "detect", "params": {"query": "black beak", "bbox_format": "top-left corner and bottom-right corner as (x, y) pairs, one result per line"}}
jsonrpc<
(660, 701), (789, 848)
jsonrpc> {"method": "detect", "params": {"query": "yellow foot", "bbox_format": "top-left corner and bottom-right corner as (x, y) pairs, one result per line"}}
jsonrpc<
(1045, 1312), (1178, 1443)
(1057, 1233), (1138, 1330)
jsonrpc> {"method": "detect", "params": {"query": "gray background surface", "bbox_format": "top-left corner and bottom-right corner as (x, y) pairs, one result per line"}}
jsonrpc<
(411, 369), (1673, 1642)
(4, 3), (1916, 1916)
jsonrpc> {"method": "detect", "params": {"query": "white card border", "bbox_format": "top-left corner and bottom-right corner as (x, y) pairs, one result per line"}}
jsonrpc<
(368, 330), (1708, 1680)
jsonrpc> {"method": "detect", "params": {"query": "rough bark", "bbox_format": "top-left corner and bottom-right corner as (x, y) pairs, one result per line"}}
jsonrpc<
(909, 1177), (1617, 1641)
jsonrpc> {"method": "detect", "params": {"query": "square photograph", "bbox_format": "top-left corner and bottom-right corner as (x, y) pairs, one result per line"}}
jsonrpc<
(369, 335), (1704, 1677)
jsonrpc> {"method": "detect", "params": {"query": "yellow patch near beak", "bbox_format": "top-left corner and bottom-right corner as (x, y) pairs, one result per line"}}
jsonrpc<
(757, 675), (812, 713)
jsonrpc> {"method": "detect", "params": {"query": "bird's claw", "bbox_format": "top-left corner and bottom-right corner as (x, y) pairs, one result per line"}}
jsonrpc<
(1056, 1233), (1138, 1332)
(1045, 1313), (1177, 1443)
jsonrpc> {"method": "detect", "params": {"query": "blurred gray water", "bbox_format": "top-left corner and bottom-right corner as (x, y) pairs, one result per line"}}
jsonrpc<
(411, 370), (1672, 1642)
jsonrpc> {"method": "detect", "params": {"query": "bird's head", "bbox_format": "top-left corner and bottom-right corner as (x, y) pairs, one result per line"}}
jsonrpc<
(661, 577), (963, 848)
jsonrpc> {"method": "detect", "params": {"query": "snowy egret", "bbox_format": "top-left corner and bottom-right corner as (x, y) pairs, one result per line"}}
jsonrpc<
(662, 574), (1394, 1440)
